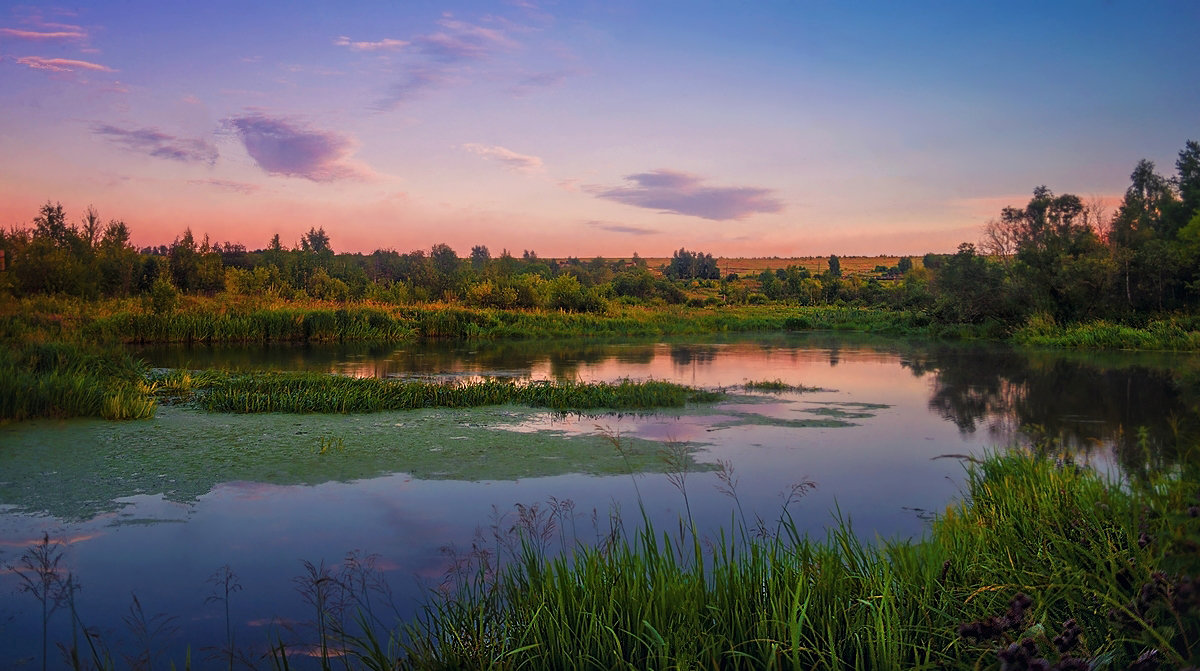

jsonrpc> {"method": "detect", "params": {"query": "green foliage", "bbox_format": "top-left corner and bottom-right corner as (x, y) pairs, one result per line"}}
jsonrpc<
(665, 247), (720, 280)
(932, 243), (1019, 325)
(546, 275), (607, 313)
(149, 278), (178, 315)
(827, 254), (841, 277)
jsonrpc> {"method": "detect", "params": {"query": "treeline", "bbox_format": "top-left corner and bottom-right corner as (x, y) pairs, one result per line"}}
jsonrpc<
(1, 140), (1197, 328)
(925, 140), (1200, 325)
(0, 216), (687, 313)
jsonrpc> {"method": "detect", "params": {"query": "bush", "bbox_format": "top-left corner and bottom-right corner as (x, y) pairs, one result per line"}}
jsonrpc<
(149, 278), (178, 314)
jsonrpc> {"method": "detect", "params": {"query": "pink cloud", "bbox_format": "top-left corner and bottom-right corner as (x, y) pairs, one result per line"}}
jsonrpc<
(413, 18), (516, 63)
(586, 220), (657, 236)
(590, 170), (784, 221)
(15, 56), (114, 72)
(226, 113), (373, 182)
(0, 27), (86, 40)
(462, 143), (543, 173)
(188, 178), (263, 194)
(334, 35), (408, 51)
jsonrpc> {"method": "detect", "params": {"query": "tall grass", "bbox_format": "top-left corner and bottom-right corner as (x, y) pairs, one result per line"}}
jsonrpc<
(84, 306), (416, 344)
(1014, 314), (1200, 351)
(398, 451), (1200, 669)
(199, 374), (721, 414)
(7, 293), (955, 346)
(0, 343), (156, 421)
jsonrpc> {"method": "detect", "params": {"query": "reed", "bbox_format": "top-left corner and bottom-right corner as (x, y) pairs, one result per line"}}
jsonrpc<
(198, 374), (720, 414)
(398, 451), (1200, 669)
(742, 379), (822, 392)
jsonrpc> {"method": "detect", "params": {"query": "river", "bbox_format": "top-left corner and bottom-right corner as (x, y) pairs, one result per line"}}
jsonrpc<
(1, 333), (1196, 668)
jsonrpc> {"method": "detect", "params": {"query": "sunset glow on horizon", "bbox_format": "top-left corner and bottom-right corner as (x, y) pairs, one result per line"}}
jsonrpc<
(2, 1), (1197, 257)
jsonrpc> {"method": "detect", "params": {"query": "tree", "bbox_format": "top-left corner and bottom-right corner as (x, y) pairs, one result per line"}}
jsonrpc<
(897, 256), (913, 274)
(980, 218), (1018, 264)
(169, 229), (201, 292)
(1176, 140), (1200, 216)
(470, 245), (491, 269)
(1110, 160), (1182, 310)
(97, 220), (138, 296)
(430, 243), (460, 297)
(81, 206), (101, 249)
(827, 255), (841, 278)
(991, 187), (1113, 320)
(33, 202), (75, 249)
(665, 248), (719, 280)
(932, 243), (1017, 324)
(300, 227), (332, 254)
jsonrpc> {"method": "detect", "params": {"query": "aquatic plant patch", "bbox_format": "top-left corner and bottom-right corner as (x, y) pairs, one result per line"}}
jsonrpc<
(198, 374), (721, 414)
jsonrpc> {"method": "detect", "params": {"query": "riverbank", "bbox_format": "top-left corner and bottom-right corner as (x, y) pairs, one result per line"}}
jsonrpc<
(4, 295), (1197, 351)
(396, 451), (1199, 670)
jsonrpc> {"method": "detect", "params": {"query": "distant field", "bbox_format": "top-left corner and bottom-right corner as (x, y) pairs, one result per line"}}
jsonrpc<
(557, 256), (924, 277)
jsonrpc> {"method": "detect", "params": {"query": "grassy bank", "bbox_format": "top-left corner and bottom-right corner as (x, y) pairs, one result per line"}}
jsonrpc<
(6, 294), (1200, 350)
(0, 343), (156, 420)
(398, 452), (1200, 670)
(1014, 314), (1200, 351)
(2, 294), (947, 346)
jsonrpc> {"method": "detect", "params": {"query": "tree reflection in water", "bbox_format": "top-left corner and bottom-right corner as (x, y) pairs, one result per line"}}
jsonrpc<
(908, 344), (1199, 476)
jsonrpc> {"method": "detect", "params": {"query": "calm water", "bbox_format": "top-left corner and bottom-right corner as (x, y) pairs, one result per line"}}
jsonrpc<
(1, 333), (1196, 667)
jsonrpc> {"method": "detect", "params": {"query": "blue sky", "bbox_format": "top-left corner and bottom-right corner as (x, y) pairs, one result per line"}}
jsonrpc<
(1, 0), (1196, 255)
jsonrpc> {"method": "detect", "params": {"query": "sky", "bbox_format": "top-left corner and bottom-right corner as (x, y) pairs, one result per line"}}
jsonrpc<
(1, 1), (1197, 257)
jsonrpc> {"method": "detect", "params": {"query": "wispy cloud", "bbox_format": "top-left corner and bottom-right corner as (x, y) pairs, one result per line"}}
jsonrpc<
(15, 56), (113, 73)
(412, 18), (516, 63)
(92, 124), (218, 164)
(462, 143), (543, 173)
(381, 66), (455, 105)
(511, 69), (574, 96)
(188, 178), (262, 194)
(334, 35), (408, 52)
(590, 170), (784, 221)
(226, 113), (371, 182)
(586, 221), (656, 236)
(375, 16), (517, 108)
(0, 27), (86, 40)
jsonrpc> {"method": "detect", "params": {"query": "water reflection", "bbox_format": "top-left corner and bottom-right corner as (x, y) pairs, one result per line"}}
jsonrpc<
(135, 334), (1200, 470)
(905, 344), (1200, 473)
